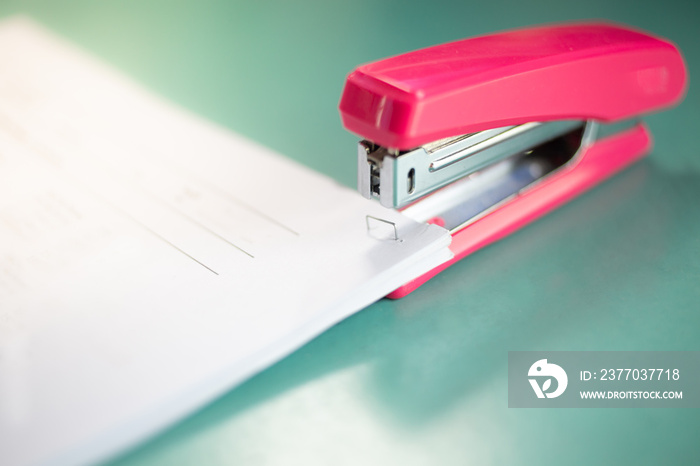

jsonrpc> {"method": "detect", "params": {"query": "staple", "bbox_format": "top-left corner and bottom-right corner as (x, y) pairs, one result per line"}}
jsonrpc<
(365, 215), (399, 241)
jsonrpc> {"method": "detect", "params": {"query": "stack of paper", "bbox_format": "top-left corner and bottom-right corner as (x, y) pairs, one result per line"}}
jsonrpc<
(0, 17), (451, 466)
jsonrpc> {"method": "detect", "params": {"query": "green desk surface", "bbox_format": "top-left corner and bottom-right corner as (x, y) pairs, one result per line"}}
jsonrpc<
(2, 1), (698, 464)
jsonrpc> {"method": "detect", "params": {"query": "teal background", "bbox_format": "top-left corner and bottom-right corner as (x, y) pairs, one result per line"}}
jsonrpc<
(1, 0), (698, 464)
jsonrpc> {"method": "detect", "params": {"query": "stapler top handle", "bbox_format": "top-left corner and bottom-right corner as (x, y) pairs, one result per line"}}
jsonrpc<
(339, 22), (687, 150)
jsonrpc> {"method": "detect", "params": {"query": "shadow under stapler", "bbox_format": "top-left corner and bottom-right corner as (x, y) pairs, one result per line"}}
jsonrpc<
(109, 157), (700, 463)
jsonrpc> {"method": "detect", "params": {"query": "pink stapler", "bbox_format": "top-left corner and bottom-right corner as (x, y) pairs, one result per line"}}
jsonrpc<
(339, 22), (687, 298)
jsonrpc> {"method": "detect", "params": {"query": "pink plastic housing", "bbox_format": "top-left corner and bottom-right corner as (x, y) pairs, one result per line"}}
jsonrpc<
(339, 22), (687, 150)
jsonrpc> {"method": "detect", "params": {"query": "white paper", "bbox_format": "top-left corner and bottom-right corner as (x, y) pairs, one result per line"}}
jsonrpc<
(0, 17), (451, 466)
